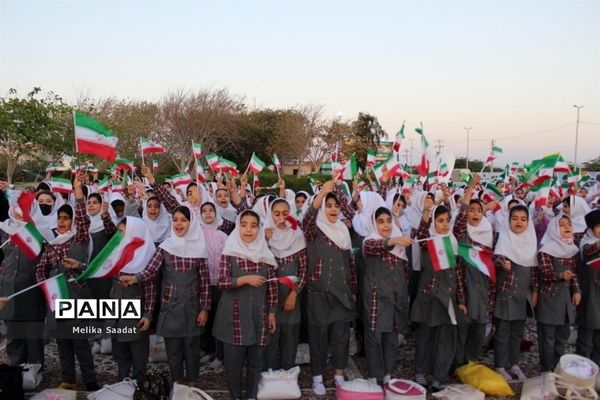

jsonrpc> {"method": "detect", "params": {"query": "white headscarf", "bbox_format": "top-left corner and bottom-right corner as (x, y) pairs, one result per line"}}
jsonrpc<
(315, 193), (352, 250)
(267, 199), (306, 259)
(31, 194), (64, 243)
(580, 229), (600, 257)
(198, 202), (228, 284)
(252, 195), (271, 225)
(494, 206), (538, 266)
(406, 191), (429, 230)
(539, 214), (579, 259)
(570, 195), (591, 233)
(159, 208), (208, 258)
(352, 191), (386, 237)
(212, 186), (237, 223)
(363, 207), (407, 261)
(142, 198), (171, 244)
(466, 201), (494, 249)
(119, 216), (157, 274)
(428, 205), (458, 250)
(222, 211), (277, 266)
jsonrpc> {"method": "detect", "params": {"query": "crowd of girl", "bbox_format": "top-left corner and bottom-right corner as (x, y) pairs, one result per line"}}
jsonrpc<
(0, 166), (599, 398)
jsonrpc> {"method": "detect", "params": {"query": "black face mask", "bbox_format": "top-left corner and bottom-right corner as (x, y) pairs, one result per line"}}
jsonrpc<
(39, 204), (52, 216)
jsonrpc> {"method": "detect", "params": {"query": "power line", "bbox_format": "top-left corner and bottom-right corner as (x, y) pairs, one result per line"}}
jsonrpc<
(581, 121), (600, 126)
(468, 123), (575, 142)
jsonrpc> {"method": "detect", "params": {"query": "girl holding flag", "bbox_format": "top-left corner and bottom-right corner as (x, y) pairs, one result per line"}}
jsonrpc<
(453, 175), (495, 366)
(362, 206), (413, 385)
(213, 210), (278, 400)
(536, 214), (581, 372)
(35, 172), (99, 391)
(411, 198), (464, 391)
(492, 204), (538, 381)
(264, 198), (307, 371)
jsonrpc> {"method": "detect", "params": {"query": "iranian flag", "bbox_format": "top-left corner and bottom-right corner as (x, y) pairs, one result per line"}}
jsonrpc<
(206, 154), (221, 171)
(140, 138), (165, 155)
(588, 257), (600, 271)
(275, 275), (300, 291)
(458, 242), (496, 283)
(152, 159), (159, 174)
(248, 153), (266, 174)
(195, 159), (206, 183)
(170, 173), (192, 188)
(335, 155), (358, 180)
(219, 157), (238, 175)
(116, 158), (134, 172)
(402, 177), (416, 195)
(331, 142), (339, 163)
(192, 142), (203, 159)
(483, 182), (504, 202)
(416, 123), (430, 177)
(393, 122), (405, 152)
(12, 223), (44, 260)
(111, 181), (124, 194)
(253, 174), (260, 191)
(15, 191), (36, 223)
(485, 146), (503, 165)
(272, 154), (282, 172)
(77, 231), (147, 280)
(366, 149), (377, 169)
(74, 112), (118, 161)
(97, 177), (110, 193)
(50, 177), (73, 194)
(40, 274), (70, 312)
(530, 178), (553, 208)
(426, 236), (457, 271)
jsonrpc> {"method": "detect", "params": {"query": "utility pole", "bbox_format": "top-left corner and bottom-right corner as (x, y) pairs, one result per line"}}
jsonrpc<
(573, 105), (583, 167)
(403, 149), (410, 166)
(409, 139), (414, 168)
(434, 140), (444, 157)
(489, 139), (495, 173)
(464, 127), (472, 169)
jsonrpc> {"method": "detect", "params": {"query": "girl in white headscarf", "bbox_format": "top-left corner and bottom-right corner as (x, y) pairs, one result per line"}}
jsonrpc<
(362, 206), (413, 385)
(492, 204), (538, 381)
(213, 210), (278, 400)
(536, 214), (581, 372)
(141, 196), (171, 245)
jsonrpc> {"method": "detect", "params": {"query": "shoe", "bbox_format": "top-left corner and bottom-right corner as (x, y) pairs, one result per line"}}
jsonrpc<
(57, 382), (76, 390)
(91, 342), (100, 354)
(100, 338), (112, 354)
(334, 374), (345, 386)
(86, 382), (101, 391)
(415, 373), (428, 387)
(312, 375), (326, 396)
(383, 374), (391, 385)
(199, 353), (212, 364)
(430, 379), (443, 392)
(495, 367), (513, 382)
(510, 365), (527, 381)
(209, 358), (223, 369)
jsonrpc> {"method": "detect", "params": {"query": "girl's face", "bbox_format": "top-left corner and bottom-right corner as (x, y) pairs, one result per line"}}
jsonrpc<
(146, 199), (160, 220)
(375, 212), (392, 238)
(295, 196), (306, 211)
(201, 205), (216, 224)
(578, 188), (588, 198)
(37, 193), (54, 206)
(434, 211), (451, 235)
(87, 197), (101, 215)
(271, 202), (290, 229)
(510, 210), (529, 234)
(187, 186), (201, 205)
(172, 211), (191, 237)
(392, 199), (406, 216)
(240, 214), (259, 243)
(562, 200), (570, 215)
(56, 211), (72, 234)
(325, 198), (341, 223)
(592, 224), (600, 239)
(558, 217), (573, 240)
(216, 190), (229, 208)
(467, 203), (484, 226)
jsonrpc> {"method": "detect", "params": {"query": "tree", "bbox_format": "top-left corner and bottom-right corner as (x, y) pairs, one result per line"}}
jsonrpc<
(583, 156), (600, 171)
(454, 157), (484, 171)
(0, 88), (72, 183)
(347, 112), (387, 168)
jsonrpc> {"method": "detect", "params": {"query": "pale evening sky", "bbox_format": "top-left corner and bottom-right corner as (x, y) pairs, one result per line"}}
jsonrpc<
(1, 0), (599, 166)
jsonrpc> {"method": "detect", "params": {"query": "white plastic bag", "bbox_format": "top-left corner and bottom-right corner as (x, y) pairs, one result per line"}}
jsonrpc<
(31, 388), (77, 400)
(432, 384), (485, 400)
(170, 382), (214, 400)
(87, 378), (136, 400)
(257, 366), (301, 399)
(148, 334), (167, 362)
(21, 363), (42, 390)
(521, 373), (560, 400)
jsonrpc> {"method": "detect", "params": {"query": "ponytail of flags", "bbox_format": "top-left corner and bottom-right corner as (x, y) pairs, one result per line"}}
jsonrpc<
(73, 112), (118, 161)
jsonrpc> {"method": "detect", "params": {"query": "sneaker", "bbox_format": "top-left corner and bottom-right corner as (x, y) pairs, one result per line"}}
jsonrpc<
(209, 358), (223, 369)
(495, 367), (513, 382)
(100, 338), (112, 354)
(91, 342), (100, 354)
(57, 382), (76, 390)
(334, 374), (345, 386)
(312, 378), (326, 396)
(510, 365), (527, 381)
(368, 377), (378, 385)
(86, 382), (101, 391)
(199, 353), (212, 364)
(383, 374), (391, 385)
(430, 379), (443, 392)
(415, 373), (428, 387)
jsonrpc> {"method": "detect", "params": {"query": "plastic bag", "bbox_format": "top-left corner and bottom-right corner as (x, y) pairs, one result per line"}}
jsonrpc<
(432, 384), (485, 400)
(521, 373), (560, 400)
(257, 367), (301, 400)
(21, 363), (42, 390)
(455, 361), (514, 396)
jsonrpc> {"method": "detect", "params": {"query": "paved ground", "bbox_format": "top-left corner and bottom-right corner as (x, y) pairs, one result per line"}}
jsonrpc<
(1, 319), (565, 399)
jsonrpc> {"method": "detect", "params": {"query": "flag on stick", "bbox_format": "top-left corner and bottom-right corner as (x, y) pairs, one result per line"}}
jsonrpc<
(74, 112), (118, 161)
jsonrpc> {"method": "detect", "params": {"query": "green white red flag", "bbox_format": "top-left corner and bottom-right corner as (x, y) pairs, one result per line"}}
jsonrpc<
(335, 155), (358, 180)
(393, 122), (405, 153)
(40, 274), (70, 312)
(458, 242), (496, 283)
(74, 112), (118, 161)
(366, 149), (377, 169)
(192, 142), (203, 159)
(169, 173), (192, 188)
(272, 154), (282, 172)
(140, 138), (165, 155)
(206, 154), (221, 171)
(426, 236), (457, 271)
(50, 177), (73, 194)
(484, 146), (503, 165)
(248, 153), (266, 174)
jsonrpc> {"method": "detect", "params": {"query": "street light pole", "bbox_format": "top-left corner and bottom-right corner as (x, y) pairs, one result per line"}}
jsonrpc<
(573, 105), (583, 167)
(464, 127), (472, 170)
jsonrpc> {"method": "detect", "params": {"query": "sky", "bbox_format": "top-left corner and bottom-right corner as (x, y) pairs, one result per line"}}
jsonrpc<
(1, 0), (599, 166)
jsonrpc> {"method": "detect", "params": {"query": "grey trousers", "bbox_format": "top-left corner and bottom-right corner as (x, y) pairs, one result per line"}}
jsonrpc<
(455, 321), (486, 366)
(223, 343), (265, 399)
(308, 321), (350, 376)
(164, 336), (201, 382)
(5, 321), (45, 367)
(364, 330), (398, 381)
(264, 323), (300, 371)
(494, 318), (526, 368)
(56, 338), (96, 384)
(111, 336), (149, 382)
(414, 323), (456, 382)
(537, 323), (570, 372)
(577, 328), (600, 366)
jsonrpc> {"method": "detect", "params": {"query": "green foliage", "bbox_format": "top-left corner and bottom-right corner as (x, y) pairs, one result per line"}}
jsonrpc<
(348, 112), (386, 168)
(583, 156), (600, 171)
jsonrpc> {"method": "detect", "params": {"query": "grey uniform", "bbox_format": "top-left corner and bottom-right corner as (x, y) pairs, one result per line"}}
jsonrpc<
(576, 243), (600, 365)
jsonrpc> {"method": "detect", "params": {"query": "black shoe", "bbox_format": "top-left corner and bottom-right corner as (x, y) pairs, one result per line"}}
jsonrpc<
(86, 382), (101, 391)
